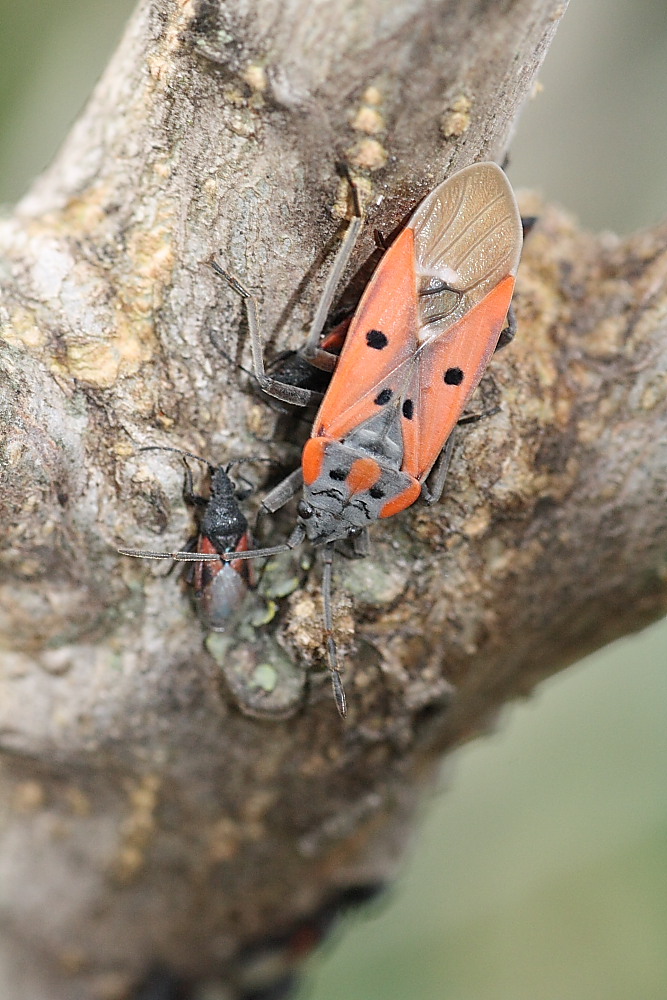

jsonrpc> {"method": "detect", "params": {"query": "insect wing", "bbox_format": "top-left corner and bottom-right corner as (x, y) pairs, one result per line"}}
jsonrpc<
(194, 532), (254, 632)
(401, 273), (516, 479)
(410, 161), (522, 321)
(313, 162), (522, 481)
(403, 162), (522, 478)
(312, 227), (419, 440)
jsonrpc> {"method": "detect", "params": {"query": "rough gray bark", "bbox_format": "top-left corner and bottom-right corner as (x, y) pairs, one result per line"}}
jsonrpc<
(3, 0), (666, 998)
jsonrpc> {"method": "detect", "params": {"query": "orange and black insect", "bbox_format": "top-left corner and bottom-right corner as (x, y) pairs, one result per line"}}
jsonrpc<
(119, 448), (258, 632)
(149, 162), (523, 717)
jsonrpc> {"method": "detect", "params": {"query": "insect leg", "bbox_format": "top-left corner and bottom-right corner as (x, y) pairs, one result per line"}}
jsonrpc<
(175, 534), (198, 583)
(118, 546), (204, 561)
(336, 527), (371, 559)
(421, 433), (457, 505)
(207, 258), (319, 407)
(423, 392), (503, 505)
(301, 179), (364, 371)
(521, 215), (538, 239)
(137, 445), (210, 508)
(321, 544), (347, 718)
(457, 404), (501, 427)
(179, 457), (209, 511)
(253, 468), (304, 543)
(259, 468), (304, 516)
(351, 527), (371, 558)
(495, 303), (517, 352)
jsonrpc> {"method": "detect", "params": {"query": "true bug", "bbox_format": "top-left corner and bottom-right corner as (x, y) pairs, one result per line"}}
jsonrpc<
(118, 447), (260, 632)
(153, 162), (523, 717)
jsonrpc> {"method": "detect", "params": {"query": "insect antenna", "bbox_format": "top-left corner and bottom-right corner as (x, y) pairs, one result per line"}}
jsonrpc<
(321, 545), (347, 718)
(139, 447), (276, 489)
(139, 445), (212, 470)
(117, 547), (199, 561)
(221, 456), (280, 497)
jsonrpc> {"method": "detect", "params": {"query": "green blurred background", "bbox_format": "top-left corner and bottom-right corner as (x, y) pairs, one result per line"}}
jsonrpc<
(1, 1), (666, 997)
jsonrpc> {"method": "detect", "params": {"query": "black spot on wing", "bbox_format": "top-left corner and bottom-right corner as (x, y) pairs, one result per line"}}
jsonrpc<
(329, 468), (348, 481)
(366, 329), (388, 350)
(402, 399), (414, 420)
(374, 388), (393, 405)
(444, 367), (464, 386)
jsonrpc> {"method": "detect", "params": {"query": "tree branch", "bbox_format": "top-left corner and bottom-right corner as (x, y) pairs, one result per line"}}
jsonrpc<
(4, 1), (666, 998)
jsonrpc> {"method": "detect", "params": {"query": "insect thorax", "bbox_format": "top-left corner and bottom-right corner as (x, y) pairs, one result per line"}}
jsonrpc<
(201, 469), (248, 552)
(301, 410), (417, 545)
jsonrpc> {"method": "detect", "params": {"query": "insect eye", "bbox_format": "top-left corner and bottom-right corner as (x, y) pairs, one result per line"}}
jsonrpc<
(369, 486), (384, 499)
(348, 526), (363, 538)
(297, 500), (314, 520)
